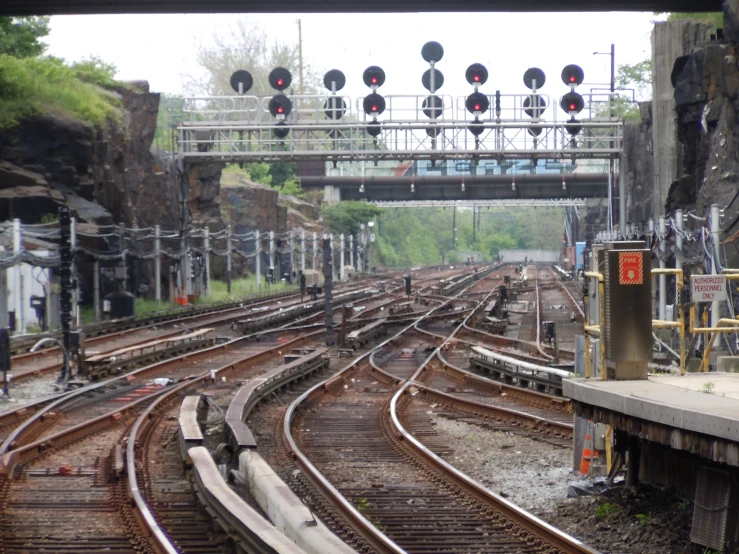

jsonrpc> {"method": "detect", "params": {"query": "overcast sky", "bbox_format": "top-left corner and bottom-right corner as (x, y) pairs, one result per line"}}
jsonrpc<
(44, 11), (663, 103)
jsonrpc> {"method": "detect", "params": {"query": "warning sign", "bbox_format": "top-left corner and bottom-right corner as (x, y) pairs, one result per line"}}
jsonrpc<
(618, 251), (643, 285)
(691, 275), (727, 302)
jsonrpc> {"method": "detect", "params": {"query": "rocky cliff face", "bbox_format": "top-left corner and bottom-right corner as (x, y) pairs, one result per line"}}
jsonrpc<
(0, 81), (325, 291)
(663, 2), (739, 265)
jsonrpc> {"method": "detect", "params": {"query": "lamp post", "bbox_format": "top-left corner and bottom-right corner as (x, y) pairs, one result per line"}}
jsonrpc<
(31, 337), (71, 384)
(594, 44), (621, 236)
(367, 221), (375, 273)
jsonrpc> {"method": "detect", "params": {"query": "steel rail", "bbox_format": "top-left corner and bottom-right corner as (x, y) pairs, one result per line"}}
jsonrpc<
(388, 280), (600, 554)
(282, 265), (499, 553)
(126, 332), (322, 554)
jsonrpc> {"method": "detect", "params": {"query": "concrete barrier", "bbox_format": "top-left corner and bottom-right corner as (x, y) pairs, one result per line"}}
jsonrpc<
(239, 450), (355, 554)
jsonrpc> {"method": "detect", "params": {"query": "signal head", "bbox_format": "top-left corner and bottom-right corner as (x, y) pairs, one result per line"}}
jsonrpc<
(269, 94), (293, 117)
(421, 41), (444, 63)
(367, 121), (382, 138)
(422, 68), (445, 92)
(527, 125), (544, 137)
(565, 118), (582, 136)
(465, 91), (489, 115)
(561, 64), (584, 87)
(363, 66), (386, 88)
(323, 69), (346, 91)
(323, 97), (347, 120)
(523, 95), (547, 118)
(522, 67), (546, 90)
(560, 91), (584, 114)
(269, 67), (292, 91)
(422, 95), (444, 118)
(363, 92), (386, 116)
(230, 70), (254, 94)
(469, 120), (485, 137)
(273, 121), (290, 139)
(466, 63), (488, 86)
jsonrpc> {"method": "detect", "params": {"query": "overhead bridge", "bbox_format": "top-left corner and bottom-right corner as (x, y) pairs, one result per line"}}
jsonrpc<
(300, 173), (609, 204)
(1, 0), (719, 15)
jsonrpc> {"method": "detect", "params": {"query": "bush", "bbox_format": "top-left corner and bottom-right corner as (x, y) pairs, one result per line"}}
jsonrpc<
(0, 54), (121, 130)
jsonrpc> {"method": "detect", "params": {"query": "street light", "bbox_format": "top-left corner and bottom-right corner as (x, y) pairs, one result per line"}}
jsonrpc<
(594, 44), (619, 237)
(593, 44), (615, 95)
(31, 337), (70, 384)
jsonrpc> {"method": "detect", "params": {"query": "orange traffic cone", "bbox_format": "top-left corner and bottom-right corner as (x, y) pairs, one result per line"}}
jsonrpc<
(580, 434), (593, 474)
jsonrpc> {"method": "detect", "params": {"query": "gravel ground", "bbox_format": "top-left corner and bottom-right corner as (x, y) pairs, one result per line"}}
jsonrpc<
(0, 375), (62, 414)
(430, 413), (572, 512)
(429, 412), (697, 554)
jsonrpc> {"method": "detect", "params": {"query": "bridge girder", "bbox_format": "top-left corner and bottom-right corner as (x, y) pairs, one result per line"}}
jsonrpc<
(0, 0), (721, 15)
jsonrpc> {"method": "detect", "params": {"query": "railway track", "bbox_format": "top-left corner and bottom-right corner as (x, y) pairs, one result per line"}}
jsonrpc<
(0, 330), (319, 553)
(0, 263), (598, 554)
(281, 272), (597, 554)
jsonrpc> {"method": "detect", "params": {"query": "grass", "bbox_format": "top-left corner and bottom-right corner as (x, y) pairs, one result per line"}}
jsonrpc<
(595, 502), (619, 518)
(200, 277), (292, 302)
(0, 55), (121, 130)
(700, 382), (715, 394)
(75, 277), (295, 324)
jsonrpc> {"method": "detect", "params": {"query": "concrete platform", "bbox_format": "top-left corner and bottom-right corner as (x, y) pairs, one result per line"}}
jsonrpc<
(564, 373), (739, 467)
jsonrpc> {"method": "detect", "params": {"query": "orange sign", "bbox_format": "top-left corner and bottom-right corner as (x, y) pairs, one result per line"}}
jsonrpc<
(618, 251), (643, 285)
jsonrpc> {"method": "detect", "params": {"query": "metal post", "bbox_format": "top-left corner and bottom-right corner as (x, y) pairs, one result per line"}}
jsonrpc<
(323, 236), (334, 346)
(269, 231), (275, 284)
(12, 219), (21, 334)
(658, 215), (666, 321)
(312, 232), (317, 270)
(71, 217), (79, 328)
(675, 210), (683, 322)
(204, 227), (211, 297)
(119, 223), (127, 291)
(711, 204), (721, 329)
(93, 260), (100, 321)
(255, 229), (261, 291)
(226, 225), (233, 294)
(290, 231), (295, 283)
(301, 230), (306, 273)
(154, 225), (161, 304)
(349, 234), (354, 268)
(340, 234), (345, 279)
(330, 233), (336, 281)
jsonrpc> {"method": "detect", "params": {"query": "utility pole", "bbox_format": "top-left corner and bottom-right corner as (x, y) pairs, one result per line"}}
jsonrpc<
(452, 206), (457, 250)
(297, 19), (304, 97)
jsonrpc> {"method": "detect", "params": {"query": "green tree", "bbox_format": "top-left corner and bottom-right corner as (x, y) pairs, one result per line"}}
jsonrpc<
(664, 12), (723, 29)
(0, 17), (49, 58)
(323, 201), (383, 235)
(185, 17), (320, 98)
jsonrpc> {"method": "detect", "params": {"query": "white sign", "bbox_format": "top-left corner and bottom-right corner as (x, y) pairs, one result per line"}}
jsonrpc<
(691, 275), (727, 303)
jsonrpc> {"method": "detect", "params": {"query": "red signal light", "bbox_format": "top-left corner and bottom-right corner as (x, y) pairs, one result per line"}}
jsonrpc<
(569, 75), (576, 83)
(569, 103), (576, 111)
(474, 104), (481, 111)
(371, 77), (378, 84)
(473, 75), (480, 82)
(371, 105), (378, 112)
(277, 79), (283, 86)
(277, 106), (284, 113)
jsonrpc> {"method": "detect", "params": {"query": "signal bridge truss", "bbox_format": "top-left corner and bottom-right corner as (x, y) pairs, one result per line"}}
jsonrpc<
(176, 93), (624, 165)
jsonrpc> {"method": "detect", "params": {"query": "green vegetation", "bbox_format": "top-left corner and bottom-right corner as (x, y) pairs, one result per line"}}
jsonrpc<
(322, 201), (384, 235)
(700, 381), (715, 394)
(635, 513), (651, 525)
(0, 16), (49, 58)
(319, 202), (565, 268)
(201, 276), (292, 302)
(221, 164), (302, 197)
(0, 55), (121, 130)
(595, 502), (619, 518)
(665, 12), (723, 30)
(356, 498), (371, 513)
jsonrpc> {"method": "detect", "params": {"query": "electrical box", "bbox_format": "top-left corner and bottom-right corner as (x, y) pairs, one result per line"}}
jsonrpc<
(598, 242), (652, 379)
